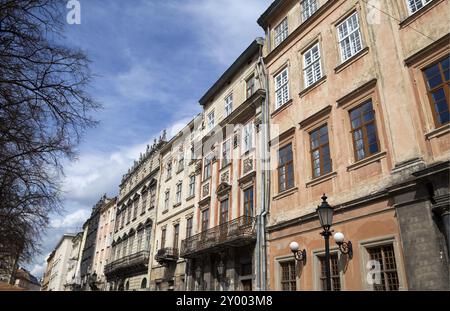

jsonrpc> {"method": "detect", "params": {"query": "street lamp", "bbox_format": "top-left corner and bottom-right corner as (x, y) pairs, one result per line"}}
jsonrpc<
(289, 241), (307, 264)
(316, 194), (333, 291)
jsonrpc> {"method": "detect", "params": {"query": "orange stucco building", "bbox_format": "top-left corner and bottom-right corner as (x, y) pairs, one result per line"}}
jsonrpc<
(257, 0), (449, 290)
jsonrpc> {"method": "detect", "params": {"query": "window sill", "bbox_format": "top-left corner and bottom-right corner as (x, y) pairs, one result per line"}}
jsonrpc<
(186, 195), (195, 202)
(305, 171), (337, 188)
(220, 162), (231, 171)
(299, 76), (327, 98)
(173, 202), (181, 208)
(347, 151), (387, 172)
(425, 123), (450, 140)
(165, 176), (172, 182)
(140, 211), (145, 216)
(271, 99), (293, 118)
(334, 47), (369, 74)
(202, 176), (211, 183)
(399, 0), (442, 29)
(176, 168), (184, 175)
(272, 186), (298, 201)
(148, 205), (155, 211)
(162, 209), (168, 215)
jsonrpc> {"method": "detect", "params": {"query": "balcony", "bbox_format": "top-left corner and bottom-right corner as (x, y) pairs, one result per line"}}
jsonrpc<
(154, 247), (179, 265)
(180, 216), (256, 258)
(104, 250), (149, 278)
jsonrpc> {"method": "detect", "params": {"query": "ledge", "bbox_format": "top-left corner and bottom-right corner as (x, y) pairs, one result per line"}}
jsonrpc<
(334, 47), (369, 74)
(270, 99), (293, 118)
(299, 75), (327, 98)
(399, 0), (442, 29)
(425, 123), (450, 140)
(272, 186), (298, 201)
(220, 162), (232, 172)
(185, 194), (195, 202)
(162, 209), (168, 215)
(173, 202), (181, 208)
(347, 151), (387, 172)
(305, 171), (337, 188)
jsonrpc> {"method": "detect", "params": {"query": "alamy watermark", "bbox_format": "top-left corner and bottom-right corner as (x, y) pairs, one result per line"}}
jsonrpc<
(66, 0), (81, 25)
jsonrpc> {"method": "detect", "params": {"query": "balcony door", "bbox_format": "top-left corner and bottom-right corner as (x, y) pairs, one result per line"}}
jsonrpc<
(219, 199), (229, 242)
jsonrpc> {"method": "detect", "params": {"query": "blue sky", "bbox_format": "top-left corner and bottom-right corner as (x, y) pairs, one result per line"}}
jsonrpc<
(27, 0), (272, 278)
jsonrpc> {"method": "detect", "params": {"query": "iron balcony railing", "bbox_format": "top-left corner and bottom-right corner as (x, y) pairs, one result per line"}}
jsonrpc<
(104, 250), (149, 276)
(154, 247), (179, 264)
(180, 215), (256, 258)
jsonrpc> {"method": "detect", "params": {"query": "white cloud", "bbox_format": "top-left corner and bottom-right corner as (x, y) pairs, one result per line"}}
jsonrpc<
(30, 263), (45, 278)
(176, 0), (271, 65)
(50, 209), (90, 229)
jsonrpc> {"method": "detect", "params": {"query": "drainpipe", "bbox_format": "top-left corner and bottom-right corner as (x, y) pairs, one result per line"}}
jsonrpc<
(255, 38), (270, 291)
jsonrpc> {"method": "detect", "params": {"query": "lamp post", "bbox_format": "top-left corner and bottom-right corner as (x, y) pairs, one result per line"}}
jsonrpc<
(316, 194), (334, 291)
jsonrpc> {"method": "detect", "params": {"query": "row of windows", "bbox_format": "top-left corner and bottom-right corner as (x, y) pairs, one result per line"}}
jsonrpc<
(159, 217), (193, 251)
(280, 243), (400, 291)
(115, 187), (156, 232)
(163, 175), (196, 211)
(112, 227), (151, 261)
(274, 0), (434, 49)
(277, 100), (380, 192)
(199, 187), (254, 232)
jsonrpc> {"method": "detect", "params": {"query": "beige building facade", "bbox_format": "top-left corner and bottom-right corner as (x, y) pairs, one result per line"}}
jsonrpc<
(257, 0), (449, 290)
(150, 116), (203, 291)
(105, 136), (166, 291)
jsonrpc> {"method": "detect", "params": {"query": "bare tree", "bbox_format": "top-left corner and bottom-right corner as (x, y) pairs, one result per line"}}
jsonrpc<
(0, 0), (99, 270)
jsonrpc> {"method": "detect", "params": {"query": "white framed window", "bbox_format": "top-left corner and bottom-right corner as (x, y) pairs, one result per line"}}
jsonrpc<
(225, 94), (233, 117)
(406, 0), (432, 15)
(188, 175), (195, 197)
(177, 153), (184, 172)
(303, 43), (323, 88)
(246, 74), (255, 98)
(274, 18), (288, 47)
(203, 153), (212, 180)
(242, 122), (254, 153)
(176, 182), (182, 204)
(337, 12), (363, 62)
(164, 190), (170, 210)
(207, 111), (215, 130)
(166, 162), (172, 179)
(222, 139), (231, 167)
(301, 0), (318, 22)
(274, 67), (290, 109)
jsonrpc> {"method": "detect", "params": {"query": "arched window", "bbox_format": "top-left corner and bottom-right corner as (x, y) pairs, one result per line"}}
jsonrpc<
(141, 278), (147, 289)
(125, 281), (129, 291)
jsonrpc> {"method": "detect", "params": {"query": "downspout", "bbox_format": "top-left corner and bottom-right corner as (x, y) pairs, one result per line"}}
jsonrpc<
(256, 36), (270, 291)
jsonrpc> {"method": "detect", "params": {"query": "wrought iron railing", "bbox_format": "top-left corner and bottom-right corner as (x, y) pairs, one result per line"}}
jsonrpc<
(104, 250), (149, 276)
(154, 247), (179, 264)
(180, 216), (255, 257)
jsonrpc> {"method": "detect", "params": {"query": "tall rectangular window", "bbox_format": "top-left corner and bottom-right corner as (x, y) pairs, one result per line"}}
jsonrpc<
(318, 253), (341, 291)
(186, 217), (193, 238)
(337, 12), (363, 62)
(176, 182), (182, 204)
(367, 244), (400, 291)
(166, 162), (172, 180)
(133, 199), (138, 219)
(141, 191), (147, 214)
(243, 187), (254, 217)
(137, 230), (143, 251)
(350, 101), (380, 161)
(207, 111), (215, 130)
(220, 199), (229, 224)
(201, 209), (210, 232)
(127, 204), (132, 223)
(203, 154), (212, 180)
(242, 122), (253, 153)
(222, 139), (231, 167)
(406, 0), (432, 15)
(178, 153), (184, 172)
(301, 0), (318, 22)
(120, 210), (125, 228)
(225, 94), (233, 117)
(423, 57), (449, 126)
(303, 43), (322, 88)
(149, 186), (156, 209)
(173, 224), (180, 250)
(246, 74), (255, 98)
(274, 18), (288, 47)
(310, 124), (332, 178)
(164, 191), (170, 211)
(275, 68), (289, 109)
(280, 261), (296, 291)
(278, 143), (294, 192)
(114, 214), (119, 232)
(189, 175), (196, 197)
(160, 228), (166, 249)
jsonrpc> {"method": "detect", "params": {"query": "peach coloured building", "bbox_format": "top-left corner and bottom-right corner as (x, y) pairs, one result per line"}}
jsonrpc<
(257, 0), (449, 290)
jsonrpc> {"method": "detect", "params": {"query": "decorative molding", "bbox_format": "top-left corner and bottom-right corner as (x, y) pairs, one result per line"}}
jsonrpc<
(202, 183), (210, 197)
(243, 158), (254, 175)
(299, 105), (332, 129)
(336, 78), (377, 107)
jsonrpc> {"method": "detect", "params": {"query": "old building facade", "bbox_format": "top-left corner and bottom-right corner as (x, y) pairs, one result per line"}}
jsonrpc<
(180, 38), (271, 291)
(257, 0), (449, 290)
(46, 234), (76, 291)
(63, 232), (84, 291)
(105, 136), (166, 291)
(92, 197), (117, 290)
(150, 116), (203, 291)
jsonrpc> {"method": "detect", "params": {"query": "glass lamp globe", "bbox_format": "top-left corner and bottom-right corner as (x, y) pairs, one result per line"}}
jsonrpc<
(333, 232), (345, 244)
(289, 241), (299, 252)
